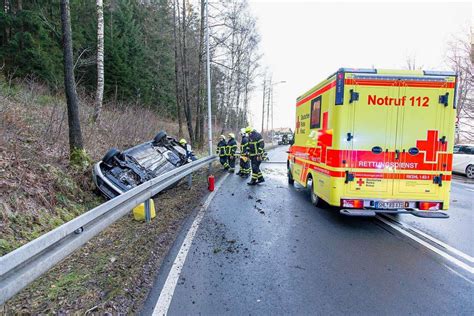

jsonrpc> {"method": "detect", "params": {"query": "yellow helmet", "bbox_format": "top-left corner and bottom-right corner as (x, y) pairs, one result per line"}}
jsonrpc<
(179, 138), (187, 145)
(220, 134), (226, 140)
(228, 132), (235, 139)
(245, 126), (252, 133)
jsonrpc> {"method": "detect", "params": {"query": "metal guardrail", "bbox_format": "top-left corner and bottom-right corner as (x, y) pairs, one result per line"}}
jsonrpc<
(0, 155), (217, 305)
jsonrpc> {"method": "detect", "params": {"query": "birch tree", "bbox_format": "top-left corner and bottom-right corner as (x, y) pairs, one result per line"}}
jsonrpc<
(92, 0), (104, 123)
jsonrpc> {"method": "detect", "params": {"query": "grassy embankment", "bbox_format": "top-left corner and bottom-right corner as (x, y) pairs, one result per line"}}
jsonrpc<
(0, 78), (227, 313)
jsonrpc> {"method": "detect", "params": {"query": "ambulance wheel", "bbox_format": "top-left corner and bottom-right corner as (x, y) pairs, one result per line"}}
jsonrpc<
(307, 176), (321, 207)
(466, 165), (474, 179)
(287, 165), (295, 185)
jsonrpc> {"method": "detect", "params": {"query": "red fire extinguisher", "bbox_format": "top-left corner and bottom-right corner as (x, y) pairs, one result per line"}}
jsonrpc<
(208, 175), (215, 191)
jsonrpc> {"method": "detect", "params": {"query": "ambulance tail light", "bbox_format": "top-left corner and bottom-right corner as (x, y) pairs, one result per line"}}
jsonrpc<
(418, 202), (441, 211)
(341, 199), (364, 209)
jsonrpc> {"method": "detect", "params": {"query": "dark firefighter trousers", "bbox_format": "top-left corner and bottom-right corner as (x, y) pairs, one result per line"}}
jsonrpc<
(250, 156), (263, 181)
(220, 156), (229, 169)
(228, 156), (236, 172)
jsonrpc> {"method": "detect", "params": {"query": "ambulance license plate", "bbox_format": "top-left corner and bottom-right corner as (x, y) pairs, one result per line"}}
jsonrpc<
(375, 201), (405, 209)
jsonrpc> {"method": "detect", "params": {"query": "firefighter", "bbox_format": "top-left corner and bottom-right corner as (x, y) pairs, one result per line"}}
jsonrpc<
(216, 135), (228, 169)
(246, 127), (265, 185)
(179, 138), (197, 161)
(226, 132), (238, 173)
(237, 129), (251, 178)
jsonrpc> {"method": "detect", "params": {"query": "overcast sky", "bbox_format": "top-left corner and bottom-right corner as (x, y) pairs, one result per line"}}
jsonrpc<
(245, 0), (473, 130)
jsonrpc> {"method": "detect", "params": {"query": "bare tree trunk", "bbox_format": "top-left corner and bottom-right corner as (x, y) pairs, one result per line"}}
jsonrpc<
(60, 0), (84, 153)
(194, 0), (205, 147)
(266, 78), (272, 137)
(3, 0), (10, 50)
(93, 0), (104, 123)
(16, 0), (22, 51)
(234, 67), (241, 130)
(242, 62), (251, 126)
(172, 0), (183, 137)
(181, 0), (194, 143)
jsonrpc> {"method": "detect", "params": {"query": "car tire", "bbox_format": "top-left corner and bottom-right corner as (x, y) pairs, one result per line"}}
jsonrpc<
(466, 165), (474, 179)
(153, 131), (167, 145)
(288, 164), (295, 185)
(102, 148), (121, 164)
(307, 176), (321, 206)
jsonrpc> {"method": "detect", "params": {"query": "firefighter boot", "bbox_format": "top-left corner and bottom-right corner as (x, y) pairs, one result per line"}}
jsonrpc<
(247, 179), (258, 185)
(257, 177), (265, 184)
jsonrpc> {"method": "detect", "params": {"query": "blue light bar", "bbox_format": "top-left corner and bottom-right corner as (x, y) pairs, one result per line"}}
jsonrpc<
(339, 68), (377, 74)
(423, 70), (456, 76)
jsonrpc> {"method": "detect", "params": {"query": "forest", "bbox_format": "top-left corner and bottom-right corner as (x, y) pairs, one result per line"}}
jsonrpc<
(0, 0), (261, 149)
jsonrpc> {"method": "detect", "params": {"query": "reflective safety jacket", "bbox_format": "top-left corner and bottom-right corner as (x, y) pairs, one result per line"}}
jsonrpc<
(216, 139), (227, 157)
(226, 138), (238, 156)
(248, 131), (264, 156)
(240, 135), (249, 155)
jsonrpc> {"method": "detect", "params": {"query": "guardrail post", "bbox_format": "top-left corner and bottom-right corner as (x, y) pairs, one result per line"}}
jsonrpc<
(208, 162), (213, 176)
(187, 174), (192, 188)
(145, 199), (151, 223)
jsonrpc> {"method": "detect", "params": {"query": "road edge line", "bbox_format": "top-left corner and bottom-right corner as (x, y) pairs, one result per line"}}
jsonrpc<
(376, 216), (474, 275)
(384, 215), (474, 263)
(151, 173), (230, 316)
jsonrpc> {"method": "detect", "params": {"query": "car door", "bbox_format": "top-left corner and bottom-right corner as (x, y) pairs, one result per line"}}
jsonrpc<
(452, 146), (464, 173)
(453, 146), (471, 174)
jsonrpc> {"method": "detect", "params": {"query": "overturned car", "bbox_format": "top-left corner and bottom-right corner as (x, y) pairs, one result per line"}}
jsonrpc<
(92, 131), (195, 199)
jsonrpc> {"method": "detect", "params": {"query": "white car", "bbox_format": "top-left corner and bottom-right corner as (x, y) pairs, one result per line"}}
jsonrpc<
(453, 144), (474, 179)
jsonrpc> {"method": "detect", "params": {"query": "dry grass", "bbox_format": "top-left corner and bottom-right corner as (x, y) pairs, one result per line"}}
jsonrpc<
(0, 77), (215, 255)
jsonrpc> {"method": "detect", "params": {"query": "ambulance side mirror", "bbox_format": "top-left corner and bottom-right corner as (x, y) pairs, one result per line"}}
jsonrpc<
(289, 138), (294, 145)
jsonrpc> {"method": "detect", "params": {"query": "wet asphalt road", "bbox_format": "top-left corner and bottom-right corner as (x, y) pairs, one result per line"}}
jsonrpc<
(143, 146), (474, 315)
(394, 179), (474, 257)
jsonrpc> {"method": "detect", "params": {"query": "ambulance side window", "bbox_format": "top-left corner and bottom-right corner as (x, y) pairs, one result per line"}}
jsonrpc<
(310, 96), (322, 129)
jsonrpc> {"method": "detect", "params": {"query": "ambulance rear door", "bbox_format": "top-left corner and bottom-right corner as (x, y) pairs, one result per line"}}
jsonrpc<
(393, 76), (455, 198)
(343, 76), (398, 196)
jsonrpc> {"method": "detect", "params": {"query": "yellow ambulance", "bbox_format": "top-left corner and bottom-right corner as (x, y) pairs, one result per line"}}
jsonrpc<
(287, 68), (457, 218)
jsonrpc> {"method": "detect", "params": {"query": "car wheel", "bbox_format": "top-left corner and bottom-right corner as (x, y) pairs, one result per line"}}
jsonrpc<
(466, 165), (474, 179)
(307, 176), (321, 206)
(153, 131), (167, 145)
(102, 148), (121, 164)
(288, 164), (294, 185)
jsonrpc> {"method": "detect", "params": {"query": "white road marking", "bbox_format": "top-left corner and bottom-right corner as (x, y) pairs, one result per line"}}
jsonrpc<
(376, 216), (474, 275)
(443, 263), (474, 285)
(152, 173), (229, 316)
(384, 215), (474, 263)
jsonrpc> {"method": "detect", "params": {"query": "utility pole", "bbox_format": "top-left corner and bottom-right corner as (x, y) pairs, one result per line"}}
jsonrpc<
(271, 86), (274, 143)
(267, 80), (286, 142)
(261, 78), (266, 133)
(266, 77), (272, 139)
